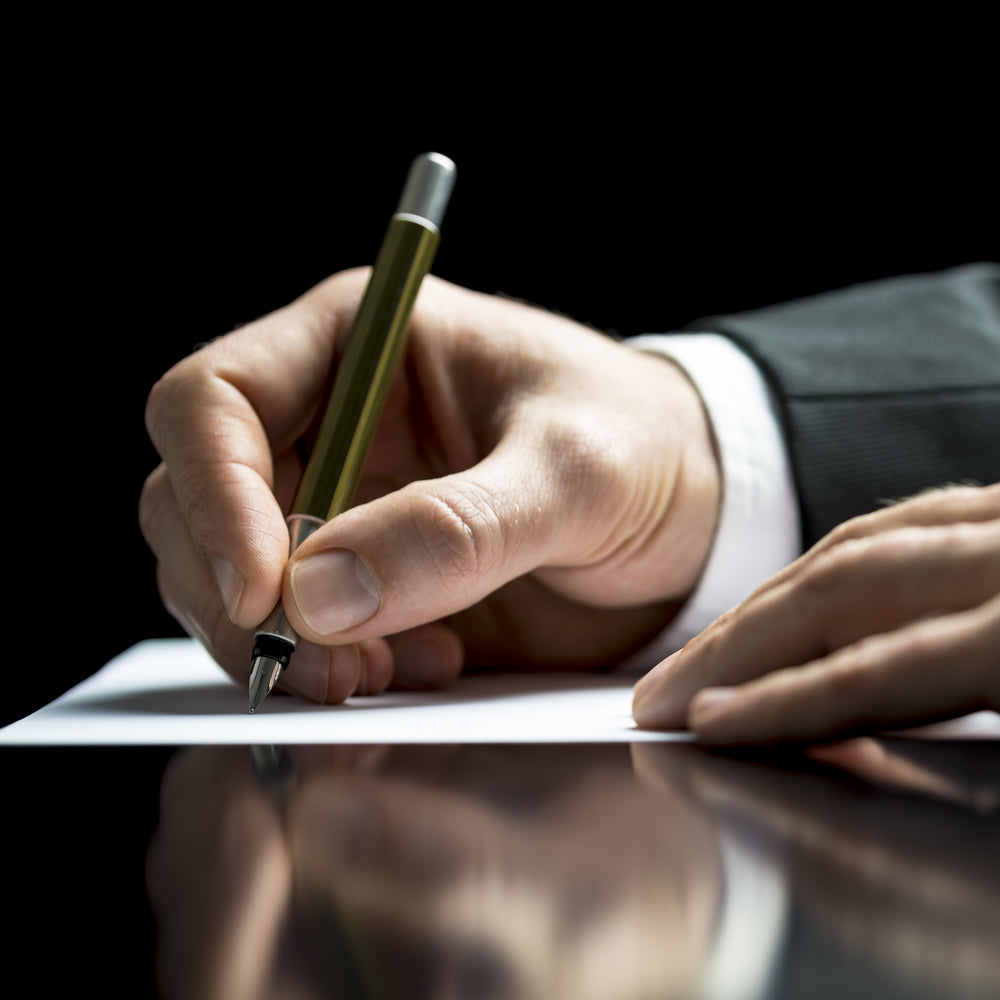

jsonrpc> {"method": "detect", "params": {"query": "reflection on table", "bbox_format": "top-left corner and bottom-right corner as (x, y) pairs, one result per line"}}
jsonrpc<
(146, 740), (1000, 1000)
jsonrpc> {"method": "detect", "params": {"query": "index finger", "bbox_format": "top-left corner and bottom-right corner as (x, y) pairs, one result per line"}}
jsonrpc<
(144, 271), (367, 628)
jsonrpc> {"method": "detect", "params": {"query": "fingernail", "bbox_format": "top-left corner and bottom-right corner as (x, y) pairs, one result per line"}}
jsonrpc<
(633, 648), (682, 703)
(212, 558), (245, 620)
(632, 650), (684, 727)
(290, 549), (381, 635)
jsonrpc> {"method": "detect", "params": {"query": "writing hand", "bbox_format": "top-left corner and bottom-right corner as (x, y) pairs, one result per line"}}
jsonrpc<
(633, 483), (1000, 743)
(141, 272), (720, 703)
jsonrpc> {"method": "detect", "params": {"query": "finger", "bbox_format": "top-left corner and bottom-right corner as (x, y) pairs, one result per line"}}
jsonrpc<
(634, 518), (1000, 728)
(145, 361), (290, 630)
(384, 623), (465, 691)
(143, 272), (367, 629)
(281, 364), (713, 652)
(140, 463), (242, 657)
(282, 469), (538, 644)
(141, 462), (391, 704)
(688, 591), (1000, 744)
(280, 418), (592, 645)
(742, 483), (1000, 606)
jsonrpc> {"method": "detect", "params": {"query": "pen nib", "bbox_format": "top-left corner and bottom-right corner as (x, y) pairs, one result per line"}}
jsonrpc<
(249, 654), (283, 714)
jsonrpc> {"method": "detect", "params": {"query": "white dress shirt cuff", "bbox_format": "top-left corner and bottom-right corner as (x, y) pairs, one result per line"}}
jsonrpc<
(620, 333), (801, 671)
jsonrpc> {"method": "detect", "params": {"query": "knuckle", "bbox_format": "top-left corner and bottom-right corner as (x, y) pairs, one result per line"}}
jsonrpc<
(982, 482), (1000, 514)
(686, 605), (739, 658)
(144, 362), (193, 448)
(411, 483), (505, 589)
(143, 373), (171, 443)
(823, 654), (876, 702)
(169, 460), (219, 533)
(147, 363), (248, 464)
(138, 465), (172, 547)
(955, 522), (1000, 594)
(539, 417), (622, 495)
(803, 526), (929, 595)
(798, 535), (874, 597)
(809, 648), (883, 726)
(823, 516), (869, 549)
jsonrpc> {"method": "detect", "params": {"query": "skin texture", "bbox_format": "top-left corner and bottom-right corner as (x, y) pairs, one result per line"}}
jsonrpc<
(141, 271), (720, 704)
(142, 269), (997, 741)
(633, 483), (1000, 744)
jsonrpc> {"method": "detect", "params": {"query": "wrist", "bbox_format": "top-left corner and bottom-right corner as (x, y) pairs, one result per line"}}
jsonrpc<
(628, 333), (801, 643)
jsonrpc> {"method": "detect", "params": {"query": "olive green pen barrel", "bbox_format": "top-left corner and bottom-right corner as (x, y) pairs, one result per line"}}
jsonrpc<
(291, 215), (440, 521)
(249, 151), (455, 712)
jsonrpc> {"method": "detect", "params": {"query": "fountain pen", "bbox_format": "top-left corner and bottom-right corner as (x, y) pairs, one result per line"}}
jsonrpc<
(248, 152), (457, 712)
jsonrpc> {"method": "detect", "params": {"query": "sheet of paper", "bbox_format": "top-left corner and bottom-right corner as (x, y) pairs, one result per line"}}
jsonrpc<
(2, 639), (996, 746)
(0, 639), (682, 745)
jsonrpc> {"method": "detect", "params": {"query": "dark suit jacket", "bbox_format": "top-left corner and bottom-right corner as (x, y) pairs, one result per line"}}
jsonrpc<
(693, 263), (1000, 546)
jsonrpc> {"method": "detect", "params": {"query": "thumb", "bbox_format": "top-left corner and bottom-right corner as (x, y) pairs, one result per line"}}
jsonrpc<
(281, 447), (564, 644)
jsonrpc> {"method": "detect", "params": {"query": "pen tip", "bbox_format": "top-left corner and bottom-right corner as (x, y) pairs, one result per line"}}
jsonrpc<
(249, 653), (283, 714)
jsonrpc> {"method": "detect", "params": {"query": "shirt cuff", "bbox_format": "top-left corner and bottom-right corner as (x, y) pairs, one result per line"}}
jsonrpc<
(622, 333), (801, 669)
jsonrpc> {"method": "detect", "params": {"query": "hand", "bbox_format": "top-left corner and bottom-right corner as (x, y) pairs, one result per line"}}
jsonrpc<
(633, 483), (1000, 743)
(141, 271), (720, 703)
(652, 742), (1000, 995)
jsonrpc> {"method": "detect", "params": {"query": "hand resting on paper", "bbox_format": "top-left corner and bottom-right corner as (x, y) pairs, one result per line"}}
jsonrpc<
(141, 271), (720, 704)
(633, 483), (1000, 744)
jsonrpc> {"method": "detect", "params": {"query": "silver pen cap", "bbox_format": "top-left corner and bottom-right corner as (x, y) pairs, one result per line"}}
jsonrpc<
(395, 152), (457, 230)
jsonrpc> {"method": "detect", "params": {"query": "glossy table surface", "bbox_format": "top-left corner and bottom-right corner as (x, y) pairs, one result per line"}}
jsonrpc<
(6, 738), (999, 999)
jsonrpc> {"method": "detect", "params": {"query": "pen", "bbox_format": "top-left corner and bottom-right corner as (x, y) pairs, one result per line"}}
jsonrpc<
(248, 151), (457, 713)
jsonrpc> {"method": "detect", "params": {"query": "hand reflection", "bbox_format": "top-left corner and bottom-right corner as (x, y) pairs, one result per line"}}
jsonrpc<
(145, 747), (292, 1000)
(633, 741), (1000, 999)
(805, 737), (1000, 814)
(147, 744), (722, 1000)
(148, 740), (1000, 1000)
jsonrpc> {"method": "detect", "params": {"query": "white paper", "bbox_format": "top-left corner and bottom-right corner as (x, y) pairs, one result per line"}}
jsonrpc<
(0, 639), (683, 746)
(2, 639), (996, 746)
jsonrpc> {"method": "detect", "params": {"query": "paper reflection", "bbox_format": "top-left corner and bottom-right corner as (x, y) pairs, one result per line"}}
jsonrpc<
(146, 741), (1000, 1000)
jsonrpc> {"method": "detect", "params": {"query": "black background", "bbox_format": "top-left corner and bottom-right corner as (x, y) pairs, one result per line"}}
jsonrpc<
(3, 25), (998, 1000)
(6, 27), (997, 729)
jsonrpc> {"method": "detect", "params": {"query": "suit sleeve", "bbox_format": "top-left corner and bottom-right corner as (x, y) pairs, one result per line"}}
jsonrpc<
(691, 263), (1000, 546)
